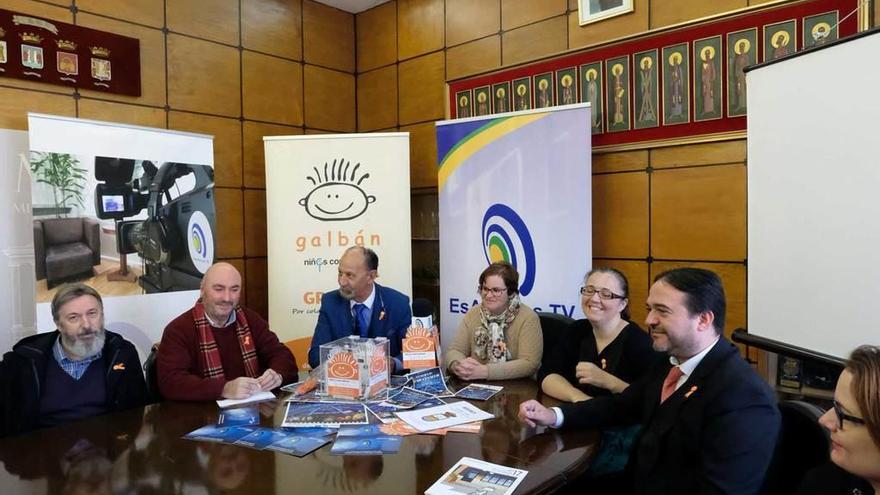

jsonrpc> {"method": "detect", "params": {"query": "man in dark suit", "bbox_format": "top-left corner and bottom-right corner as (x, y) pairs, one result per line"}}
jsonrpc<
(308, 246), (411, 370)
(519, 268), (780, 494)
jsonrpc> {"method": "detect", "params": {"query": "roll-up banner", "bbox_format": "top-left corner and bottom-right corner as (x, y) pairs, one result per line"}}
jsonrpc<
(264, 133), (412, 367)
(25, 113), (215, 361)
(436, 104), (592, 351)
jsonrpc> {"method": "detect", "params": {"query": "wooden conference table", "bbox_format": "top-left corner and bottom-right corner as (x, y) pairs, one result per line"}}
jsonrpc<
(0, 378), (598, 494)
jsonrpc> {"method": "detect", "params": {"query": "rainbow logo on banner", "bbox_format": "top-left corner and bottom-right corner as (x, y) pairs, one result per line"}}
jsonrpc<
(482, 203), (536, 296)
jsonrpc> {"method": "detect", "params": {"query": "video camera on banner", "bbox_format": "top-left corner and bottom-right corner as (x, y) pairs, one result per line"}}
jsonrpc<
(403, 298), (442, 371)
(93, 156), (215, 293)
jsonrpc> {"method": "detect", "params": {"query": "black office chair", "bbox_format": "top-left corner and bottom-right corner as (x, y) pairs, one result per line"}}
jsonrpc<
(143, 344), (162, 404)
(536, 311), (574, 365)
(762, 399), (830, 495)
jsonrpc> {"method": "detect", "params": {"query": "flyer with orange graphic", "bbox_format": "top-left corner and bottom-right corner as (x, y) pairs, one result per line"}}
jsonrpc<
(403, 326), (437, 369)
(325, 350), (361, 398)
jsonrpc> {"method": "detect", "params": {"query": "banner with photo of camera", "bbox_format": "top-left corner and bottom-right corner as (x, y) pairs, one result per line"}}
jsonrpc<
(26, 113), (214, 361)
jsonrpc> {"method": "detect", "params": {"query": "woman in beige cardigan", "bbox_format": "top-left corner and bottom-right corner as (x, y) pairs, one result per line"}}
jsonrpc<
(446, 262), (542, 381)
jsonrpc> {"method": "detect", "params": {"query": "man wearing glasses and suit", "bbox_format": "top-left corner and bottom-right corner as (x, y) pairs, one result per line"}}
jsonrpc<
(519, 268), (780, 494)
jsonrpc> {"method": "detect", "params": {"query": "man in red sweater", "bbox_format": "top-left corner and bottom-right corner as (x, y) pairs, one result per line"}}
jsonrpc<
(157, 262), (297, 401)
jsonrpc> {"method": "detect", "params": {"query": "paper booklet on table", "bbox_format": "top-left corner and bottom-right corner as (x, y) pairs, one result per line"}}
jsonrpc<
(394, 401), (493, 432)
(281, 401), (369, 428)
(425, 457), (528, 495)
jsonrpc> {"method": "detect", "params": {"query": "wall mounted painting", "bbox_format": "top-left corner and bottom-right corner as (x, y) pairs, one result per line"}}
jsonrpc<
(693, 35), (722, 122)
(605, 55), (631, 132)
(727, 28), (756, 117)
(763, 19), (796, 62)
(473, 85), (491, 116)
(578, 0), (634, 26)
(580, 61), (603, 134)
(662, 43), (689, 126)
(492, 81), (511, 114)
(556, 67), (578, 106)
(633, 49), (659, 129)
(533, 72), (554, 108)
(803, 11), (838, 48)
(455, 89), (473, 118)
(512, 77), (531, 111)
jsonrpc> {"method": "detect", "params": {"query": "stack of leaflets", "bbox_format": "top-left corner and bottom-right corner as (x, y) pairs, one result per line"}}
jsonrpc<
(406, 367), (454, 397)
(454, 383), (503, 401)
(183, 424), (332, 457)
(281, 401), (370, 428)
(395, 401), (494, 433)
(425, 457), (528, 495)
(329, 424), (404, 455)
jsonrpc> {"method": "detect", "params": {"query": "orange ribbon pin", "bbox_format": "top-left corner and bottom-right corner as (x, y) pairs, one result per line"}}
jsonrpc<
(684, 385), (698, 398)
(113, 363), (126, 371)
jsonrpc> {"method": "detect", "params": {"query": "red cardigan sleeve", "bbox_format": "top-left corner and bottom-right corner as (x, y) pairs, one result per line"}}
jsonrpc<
(243, 308), (298, 384)
(156, 311), (226, 401)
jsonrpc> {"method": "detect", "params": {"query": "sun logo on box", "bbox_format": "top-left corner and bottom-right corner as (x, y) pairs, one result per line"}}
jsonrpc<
(481, 203), (536, 296)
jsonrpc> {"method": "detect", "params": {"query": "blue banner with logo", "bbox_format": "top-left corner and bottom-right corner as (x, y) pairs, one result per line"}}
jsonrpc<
(436, 104), (591, 350)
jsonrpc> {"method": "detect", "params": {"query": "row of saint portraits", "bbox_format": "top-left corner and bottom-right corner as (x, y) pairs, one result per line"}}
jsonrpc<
(455, 12), (838, 134)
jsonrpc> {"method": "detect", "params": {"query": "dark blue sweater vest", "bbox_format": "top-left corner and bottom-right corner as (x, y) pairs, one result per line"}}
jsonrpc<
(38, 356), (108, 428)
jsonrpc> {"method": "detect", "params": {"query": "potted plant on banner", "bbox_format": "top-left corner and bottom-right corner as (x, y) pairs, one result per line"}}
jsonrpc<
(29, 152), (88, 218)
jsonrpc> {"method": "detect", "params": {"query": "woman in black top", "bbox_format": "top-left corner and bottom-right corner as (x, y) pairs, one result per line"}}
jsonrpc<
(539, 267), (657, 402)
(796, 345), (880, 495)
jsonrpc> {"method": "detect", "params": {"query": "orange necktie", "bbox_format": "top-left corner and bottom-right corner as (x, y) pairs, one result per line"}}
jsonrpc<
(660, 366), (685, 404)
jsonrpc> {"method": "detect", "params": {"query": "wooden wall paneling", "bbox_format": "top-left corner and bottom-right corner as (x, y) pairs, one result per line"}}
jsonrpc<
(2, 0), (72, 22)
(446, 35), (502, 80)
(303, 0), (355, 72)
(214, 187), (245, 258)
(357, 65), (399, 131)
(76, 0), (164, 28)
(76, 14), (167, 107)
(501, 15), (568, 67)
(168, 111), (243, 188)
(398, 51), (446, 125)
(592, 171), (649, 258)
(502, 0), (568, 31)
(875, 1), (879, 28)
(651, 260), (746, 341)
(445, 0), (500, 47)
(242, 0), (303, 60)
(245, 257), (269, 320)
(357, 0), (397, 72)
(651, 164), (746, 261)
(0, 87), (75, 130)
(590, 259), (650, 325)
(244, 189), (268, 257)
(78, 100), (166, 128)
(400, 121), (438, 188)
(398, 0), (445, 60)
(568, 0), (649, 50)
(303, 66), (356, 131)
(593, 150), (649, 174)
(649, 0), (747, 29)
(167, 35), (242, 117)
(242, 52), (303, 125)
(243, 121), (303, 188)
(166, 0), (239, 46)
(650, 140), (746, 169)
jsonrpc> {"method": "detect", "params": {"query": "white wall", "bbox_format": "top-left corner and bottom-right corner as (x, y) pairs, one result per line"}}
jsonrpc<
(747, 31), (880, 359)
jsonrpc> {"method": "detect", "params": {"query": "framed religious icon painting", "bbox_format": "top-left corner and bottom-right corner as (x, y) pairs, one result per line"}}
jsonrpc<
(580, 61), (603, 134)
(512, 77), (531, 111)
(533, 72), (554, 108)
(633, 49), (658, 129)
(492, 81), (511, 114)
(473, 86), (491, 116)
(693, 35), (722, 122)
(455, 90), (472, 118)
(605, 55), (630, 132)
(556, 67), (578, 106)
(661, 43), (689, 126)
(578, 0), (634, 26)
(763, 19), (796, 62)
(726, 28), (756, 117)
(803, 11), (838, 48)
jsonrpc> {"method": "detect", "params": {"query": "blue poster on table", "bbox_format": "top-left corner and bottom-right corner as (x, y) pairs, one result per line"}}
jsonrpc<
(407, 367), (453, 396)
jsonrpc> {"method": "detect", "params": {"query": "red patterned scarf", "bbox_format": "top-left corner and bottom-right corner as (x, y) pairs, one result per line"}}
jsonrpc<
(193, 299), (259, 380)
